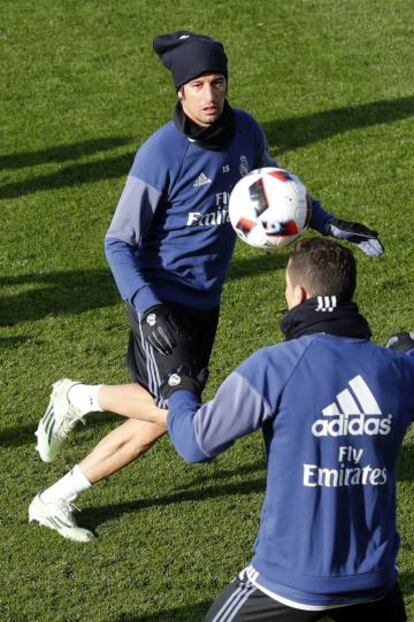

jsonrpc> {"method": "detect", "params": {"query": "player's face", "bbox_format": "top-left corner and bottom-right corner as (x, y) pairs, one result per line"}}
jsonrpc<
(180, 73), (227, 127)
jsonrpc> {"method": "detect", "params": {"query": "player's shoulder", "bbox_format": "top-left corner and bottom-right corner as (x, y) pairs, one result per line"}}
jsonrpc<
(130, 122), (189, 185)
(360, 338), (414, 359)
(232, 107), (266, 146)
(233, 107), (258, 124)
(229, 337), (315, 402)
(233, 107), (261, 130)
(138, 121), (188, 159)
(237, 336), (315, 379)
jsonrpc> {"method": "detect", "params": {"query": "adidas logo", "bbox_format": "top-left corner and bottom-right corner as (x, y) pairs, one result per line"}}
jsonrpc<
(322, 375), (380, 416)
(193, 172), (212, 187)
(316, 295), (337, 312)
(312, 375), (392, 437)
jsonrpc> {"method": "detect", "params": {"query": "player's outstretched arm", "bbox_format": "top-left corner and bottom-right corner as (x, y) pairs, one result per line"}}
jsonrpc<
(164, 345), (302, 463)
(165, 369), (273, 464)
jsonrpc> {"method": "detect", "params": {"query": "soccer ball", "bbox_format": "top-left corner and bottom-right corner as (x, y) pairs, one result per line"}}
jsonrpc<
(229, 167), (312, 249)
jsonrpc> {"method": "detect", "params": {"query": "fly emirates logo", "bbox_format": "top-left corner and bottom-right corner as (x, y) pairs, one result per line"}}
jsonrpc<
(304, 375), (392, 488)
(186, 192), (230, 227)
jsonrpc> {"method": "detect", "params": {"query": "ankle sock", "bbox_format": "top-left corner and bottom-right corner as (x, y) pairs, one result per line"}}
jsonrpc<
(40, 465), (92, 503)
(67, 383), (104, 416)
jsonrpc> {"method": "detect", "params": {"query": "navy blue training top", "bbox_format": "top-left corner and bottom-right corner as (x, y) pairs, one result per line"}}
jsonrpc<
(105, 108), (332, 313)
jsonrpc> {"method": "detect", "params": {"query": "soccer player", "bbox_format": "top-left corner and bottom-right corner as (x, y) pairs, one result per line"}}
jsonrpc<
(35, 239), (412, 619)
(64, 240), (414, 620)
(29, 32), (384, 542)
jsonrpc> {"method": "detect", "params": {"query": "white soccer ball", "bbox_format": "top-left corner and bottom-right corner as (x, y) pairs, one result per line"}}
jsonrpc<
(229, 167), (311, 249)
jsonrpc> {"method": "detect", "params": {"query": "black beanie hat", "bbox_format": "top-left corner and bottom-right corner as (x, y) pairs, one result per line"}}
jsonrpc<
(153, 31), (228, 90)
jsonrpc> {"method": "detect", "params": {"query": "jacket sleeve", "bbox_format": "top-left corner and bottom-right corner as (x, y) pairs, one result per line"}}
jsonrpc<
(253, 124), (280, 169)
(166, 342), (306, 463)
(104, 172), (164, 313)
(308, 198), (335, 234)
(167, 371), (274, 463)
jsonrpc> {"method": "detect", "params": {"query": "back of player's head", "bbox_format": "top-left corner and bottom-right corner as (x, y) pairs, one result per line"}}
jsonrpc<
(288, 237), (357, 302)
(153, 31), (228, 90)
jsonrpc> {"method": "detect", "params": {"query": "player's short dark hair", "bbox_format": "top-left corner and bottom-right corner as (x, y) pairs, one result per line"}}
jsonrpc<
(288, 237), (356, 301)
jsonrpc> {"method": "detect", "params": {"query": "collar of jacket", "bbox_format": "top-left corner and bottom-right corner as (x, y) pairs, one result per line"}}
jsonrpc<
(173, 99), (236, 150)
(280, 296), (372, 341)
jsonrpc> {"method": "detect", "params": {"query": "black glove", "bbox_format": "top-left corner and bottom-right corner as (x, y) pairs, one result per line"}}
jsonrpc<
(141, 304), (188, 356)
(385, 331), (414, 353)
(160, 366), (208, 401)
(327, 218), (384, 256)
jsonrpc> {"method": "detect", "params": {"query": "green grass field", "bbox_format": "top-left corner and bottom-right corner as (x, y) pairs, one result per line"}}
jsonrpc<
(1, 1), (414, 620)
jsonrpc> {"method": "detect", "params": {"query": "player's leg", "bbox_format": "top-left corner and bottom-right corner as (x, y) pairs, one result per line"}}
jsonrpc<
(30, 307), (169, 541)
(97, 383), (166, 424)
(204, 572), (322, 621)
(35, 302), (170, 463)
(79, 417), (166, 483)
(35, 378), (165, 462)
(29, 301), (199, 541)
(330, 582), (407, 621)
(30, 303), (217, 541)
(29, 417), (167, 542)
(35, 302), (218, 463)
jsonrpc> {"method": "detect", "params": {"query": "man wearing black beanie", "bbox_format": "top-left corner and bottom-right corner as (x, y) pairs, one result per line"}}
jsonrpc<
(30, 31), (383, 542)
(153, 32), (235, 149)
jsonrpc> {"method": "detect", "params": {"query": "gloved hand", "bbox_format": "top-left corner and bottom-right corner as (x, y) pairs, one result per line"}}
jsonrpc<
(385, 332), (414, 353)
(141, 304), (189, 356)
(160, 366), (208, 401)
(327, 218), (384, 256)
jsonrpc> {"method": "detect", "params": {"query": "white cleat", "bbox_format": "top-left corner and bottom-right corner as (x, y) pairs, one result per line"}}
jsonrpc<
(28, 494), (95, 543)
(35, 379), (85, 462)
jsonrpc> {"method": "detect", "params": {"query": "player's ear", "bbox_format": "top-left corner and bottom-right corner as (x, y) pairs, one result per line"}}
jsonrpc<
(296, 285), (308, 305)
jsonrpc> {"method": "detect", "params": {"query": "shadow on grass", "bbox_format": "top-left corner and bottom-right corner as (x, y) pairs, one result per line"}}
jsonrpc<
(82, 443), (412, 532)
(228, 250), (286, 280)
(0, 152), (135, 199)
(111, 600), (211, 621)
(0, 423), (38, 448)
(400, 570), (414, 595)
(397, 443), (414, 482)
(0, 335), (32, 348)
(0, 253), (285, 327)
(0, 136), (134, 170)
(175, 460), (266, 491)
(82, 477), (265, 531)
(1, 96), (414, 200)
(263, 95), (414, 155)
(0, 269), (120, 326)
